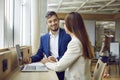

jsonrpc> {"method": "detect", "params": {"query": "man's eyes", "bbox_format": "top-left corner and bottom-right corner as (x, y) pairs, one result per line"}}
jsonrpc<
(48, 19), (58, 23)
(48, 21), (52, 23)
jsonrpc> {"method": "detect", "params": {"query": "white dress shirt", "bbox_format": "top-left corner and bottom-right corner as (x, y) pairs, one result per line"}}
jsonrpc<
(49, 29), (59, 58)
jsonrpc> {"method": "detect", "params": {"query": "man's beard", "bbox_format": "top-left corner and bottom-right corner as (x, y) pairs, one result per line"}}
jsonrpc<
(51, 27), (59, 32)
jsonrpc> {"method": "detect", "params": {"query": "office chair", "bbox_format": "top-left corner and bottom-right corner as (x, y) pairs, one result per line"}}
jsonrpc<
(93, 59), (106, 80)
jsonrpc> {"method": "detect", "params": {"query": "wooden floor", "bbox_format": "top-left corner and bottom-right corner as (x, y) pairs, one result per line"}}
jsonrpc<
(91, 62), (120, 80)
(105, 65), (120, 80)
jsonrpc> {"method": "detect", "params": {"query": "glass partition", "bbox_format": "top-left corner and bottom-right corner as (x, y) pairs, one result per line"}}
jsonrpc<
(95, 21), (115, 58)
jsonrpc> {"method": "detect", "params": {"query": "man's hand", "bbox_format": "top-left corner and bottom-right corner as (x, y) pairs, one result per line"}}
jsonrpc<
(41, 58), (49, 64)
(23, 57), (32, 64)
(48, 56), (57, 62)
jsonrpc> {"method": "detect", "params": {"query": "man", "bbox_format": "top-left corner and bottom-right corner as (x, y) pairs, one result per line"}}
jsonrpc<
(23, 11), (71, 80)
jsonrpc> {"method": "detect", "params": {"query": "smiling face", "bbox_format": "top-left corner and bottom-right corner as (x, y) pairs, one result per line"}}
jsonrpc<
(47, 15), (59, 32)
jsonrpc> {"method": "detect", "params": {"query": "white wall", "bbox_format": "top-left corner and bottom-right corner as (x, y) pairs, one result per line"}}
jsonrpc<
(31, 0), (47, 53)
(39, 0), (47, 35)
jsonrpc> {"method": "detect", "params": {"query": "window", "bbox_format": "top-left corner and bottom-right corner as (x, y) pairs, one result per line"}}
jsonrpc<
(0, 0), (4, 49)
(4, 0), (14, 48)
(0, 0), (31, 49)
(14, 0), (31, 46)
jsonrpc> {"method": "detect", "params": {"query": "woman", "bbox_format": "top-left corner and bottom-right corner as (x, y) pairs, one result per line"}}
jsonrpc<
(99, 34), (111, 78)
(42, 12), (94, 80)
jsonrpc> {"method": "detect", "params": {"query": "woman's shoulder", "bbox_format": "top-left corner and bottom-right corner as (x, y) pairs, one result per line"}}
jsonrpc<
(69, 36), (82, 46)
(72, 36), (80, 42)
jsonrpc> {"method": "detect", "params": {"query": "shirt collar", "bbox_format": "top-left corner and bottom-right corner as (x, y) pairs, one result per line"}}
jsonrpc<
(49, 28), (59, 37)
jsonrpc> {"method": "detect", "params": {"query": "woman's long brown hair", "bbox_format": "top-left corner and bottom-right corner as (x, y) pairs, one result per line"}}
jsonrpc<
(65, 12), (94, 59)
(103, 35), (111, 51)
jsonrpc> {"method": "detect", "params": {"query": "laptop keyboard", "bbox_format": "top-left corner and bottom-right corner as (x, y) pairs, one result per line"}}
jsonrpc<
(25, 66), (36, 70)
(22, 64), (48, 71)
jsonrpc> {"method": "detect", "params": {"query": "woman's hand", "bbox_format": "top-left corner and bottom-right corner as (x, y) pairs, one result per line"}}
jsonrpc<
(41, 56), (57, 64)
(48, 56), (57, 62)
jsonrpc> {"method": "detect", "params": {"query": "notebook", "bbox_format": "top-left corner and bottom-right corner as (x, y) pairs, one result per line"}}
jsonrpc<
(15, 44), (48, 72)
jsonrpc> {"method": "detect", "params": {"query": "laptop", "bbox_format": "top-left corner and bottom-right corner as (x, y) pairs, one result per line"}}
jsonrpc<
(15, 44), (48, 72)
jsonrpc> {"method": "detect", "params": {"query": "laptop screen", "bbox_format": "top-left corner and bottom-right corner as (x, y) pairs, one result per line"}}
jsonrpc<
(15, 44), (23, 66)
(15, 44), (48, 72)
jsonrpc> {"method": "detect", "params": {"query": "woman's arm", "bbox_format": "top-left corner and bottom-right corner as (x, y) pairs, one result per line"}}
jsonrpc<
(45, 39), (82, 72)
(99, 42), (105, 54)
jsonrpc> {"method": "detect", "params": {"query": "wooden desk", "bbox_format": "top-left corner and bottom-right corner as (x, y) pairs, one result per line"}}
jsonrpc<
(5, 68), (58, 80)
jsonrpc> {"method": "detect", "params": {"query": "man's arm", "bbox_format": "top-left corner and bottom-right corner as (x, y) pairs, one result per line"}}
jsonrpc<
(23, 37), (44, 63)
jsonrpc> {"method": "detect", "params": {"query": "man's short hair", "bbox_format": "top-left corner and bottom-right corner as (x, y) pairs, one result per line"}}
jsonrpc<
(45, 11), (58, 19)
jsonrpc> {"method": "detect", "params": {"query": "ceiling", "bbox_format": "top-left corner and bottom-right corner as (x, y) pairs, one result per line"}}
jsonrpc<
(47, 0), (120, 14)
(96, 21), (115, 30)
